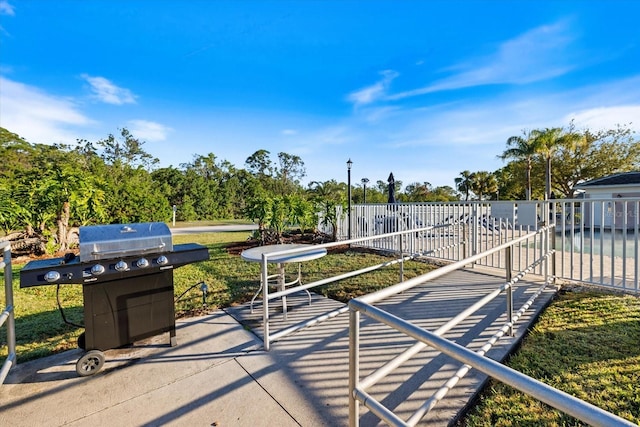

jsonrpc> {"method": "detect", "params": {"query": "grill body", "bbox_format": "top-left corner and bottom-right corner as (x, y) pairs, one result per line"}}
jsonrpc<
(19, 223), (209, 375)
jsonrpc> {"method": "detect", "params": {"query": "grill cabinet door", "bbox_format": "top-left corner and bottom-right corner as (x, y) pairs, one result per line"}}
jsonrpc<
(82, 271), (176, 351)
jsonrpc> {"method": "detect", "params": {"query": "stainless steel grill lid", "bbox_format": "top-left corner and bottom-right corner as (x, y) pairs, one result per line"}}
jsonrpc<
(79, 222), (173, 261)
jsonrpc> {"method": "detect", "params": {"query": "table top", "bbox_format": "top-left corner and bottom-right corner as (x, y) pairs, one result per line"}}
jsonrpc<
(240, 243), (327, 264)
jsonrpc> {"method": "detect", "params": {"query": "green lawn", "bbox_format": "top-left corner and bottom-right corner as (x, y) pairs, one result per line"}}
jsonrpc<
(462, 289), (640, 426)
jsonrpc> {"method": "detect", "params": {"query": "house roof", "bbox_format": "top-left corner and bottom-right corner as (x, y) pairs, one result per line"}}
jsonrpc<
(575, 171), (640, 188)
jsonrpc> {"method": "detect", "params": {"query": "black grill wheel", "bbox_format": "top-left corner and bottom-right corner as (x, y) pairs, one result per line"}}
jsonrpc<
(76, 350), (105, 377)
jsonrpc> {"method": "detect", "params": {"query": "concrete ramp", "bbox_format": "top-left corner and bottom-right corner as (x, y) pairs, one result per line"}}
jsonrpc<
(1, 269), (557, 426)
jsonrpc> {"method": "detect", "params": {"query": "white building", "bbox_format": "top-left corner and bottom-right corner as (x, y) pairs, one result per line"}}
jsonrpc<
(574, 172), (640, 229)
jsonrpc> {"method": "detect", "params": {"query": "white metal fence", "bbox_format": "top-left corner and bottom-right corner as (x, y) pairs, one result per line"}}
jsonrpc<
(337, 198), (639, 294)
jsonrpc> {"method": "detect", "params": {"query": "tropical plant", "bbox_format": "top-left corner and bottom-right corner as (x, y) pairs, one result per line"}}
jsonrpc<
(499, 130), (537, 200)
(455, 170), (474, 201)
(531, 127), (585, 200)
(469, 171), (498, 201)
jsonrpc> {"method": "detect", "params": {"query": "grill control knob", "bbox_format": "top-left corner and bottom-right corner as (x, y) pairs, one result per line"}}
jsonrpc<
(91, 264), (105, 275)
(115, 260), (129, 272)
(44, 271), (61, 282)
(136, 258), (149, 268)
(156, 255), (169, 266)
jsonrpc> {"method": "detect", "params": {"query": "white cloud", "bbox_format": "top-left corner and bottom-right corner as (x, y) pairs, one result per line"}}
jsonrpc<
(0, 0), (14, 36)
(305, 73), (640, 188)
(347, 70), (399, 107)
(281, 129), (297, 135)
(0, 76), (94, 144)
(127, 120), (172, 141)
(0, 1), (15, 16)
(566, 105), (640, 131)
(389, 20), (576, 100)
(81, 74), (136, 105)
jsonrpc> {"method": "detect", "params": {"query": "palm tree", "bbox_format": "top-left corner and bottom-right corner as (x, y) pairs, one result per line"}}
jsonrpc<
(469, 171), (498, 201)
(455, 170), (474, 201)
(532, 128), (585, 200)
(499, 131), (537, 200)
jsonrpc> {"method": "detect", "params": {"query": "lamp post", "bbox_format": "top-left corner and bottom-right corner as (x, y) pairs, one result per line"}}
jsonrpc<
(347, 159), (352, 240)
(361, 177), (369, 204)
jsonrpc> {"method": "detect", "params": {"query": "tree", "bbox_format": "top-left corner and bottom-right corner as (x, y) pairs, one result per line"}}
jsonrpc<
(289, 194), (317, 235)
(532, 127), (585, 200)
(494, 164), (528, 200)
(78, 129), (170, 224)
(428, 186), (459, 202)
(550, 125), (640, 197)
(307, 180), (347, 241)
(499, 130), (537, 200)
(404, 182), (433, 202)
(245, 192), (272, 233)
(245, 149), (274, 177)
(469, 171), (498, 201)
(307, 180), (346, 203)
(93, 128), (159, 169)
(276, 152), (306, 195)
(455, 170), (474, 201)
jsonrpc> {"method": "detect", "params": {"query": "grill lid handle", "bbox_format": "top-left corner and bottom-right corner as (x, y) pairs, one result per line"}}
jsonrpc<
(91, 243), (167, 257)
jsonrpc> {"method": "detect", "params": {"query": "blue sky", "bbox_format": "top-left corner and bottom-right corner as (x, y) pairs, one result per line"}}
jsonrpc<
(1, 1), (639, 190)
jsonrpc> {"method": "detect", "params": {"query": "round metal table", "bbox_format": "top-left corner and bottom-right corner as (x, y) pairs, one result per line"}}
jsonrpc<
(241, 244), (327, 318)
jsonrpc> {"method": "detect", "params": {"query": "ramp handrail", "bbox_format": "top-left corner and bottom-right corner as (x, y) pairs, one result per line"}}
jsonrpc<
(348, 225), (635, 426)
(257, 224), (452, 350)
(348, 299), (635, 427)
(0, 241), (17, 384)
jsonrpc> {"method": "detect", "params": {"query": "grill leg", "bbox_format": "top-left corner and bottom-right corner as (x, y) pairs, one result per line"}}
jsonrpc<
(170, 328), (177, 347)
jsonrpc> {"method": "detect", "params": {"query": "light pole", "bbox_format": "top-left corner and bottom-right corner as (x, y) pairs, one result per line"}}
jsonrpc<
(361, 177), (369, 204)
(347, 159), (352, 240)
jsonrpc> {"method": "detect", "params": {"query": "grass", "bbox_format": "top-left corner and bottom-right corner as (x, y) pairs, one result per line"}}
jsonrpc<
(0, 231), (437, 362)
(462, 289), (640, 426)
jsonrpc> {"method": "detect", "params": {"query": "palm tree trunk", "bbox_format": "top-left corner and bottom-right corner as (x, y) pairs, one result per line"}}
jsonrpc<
(545, 156), (552, 200)
(526, 159), (532, 201)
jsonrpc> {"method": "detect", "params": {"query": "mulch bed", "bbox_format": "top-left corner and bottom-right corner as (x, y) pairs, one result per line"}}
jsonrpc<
(223, 232), (384, 256)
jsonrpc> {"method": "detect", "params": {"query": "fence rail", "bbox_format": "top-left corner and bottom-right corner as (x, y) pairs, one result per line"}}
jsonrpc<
(0, 241), (17, 384)
(337, 198), (639, 294)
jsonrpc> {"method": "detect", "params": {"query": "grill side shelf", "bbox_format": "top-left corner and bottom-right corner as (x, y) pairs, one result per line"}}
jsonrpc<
(20, 258), (84, 288)
(19, 243), (209, 288)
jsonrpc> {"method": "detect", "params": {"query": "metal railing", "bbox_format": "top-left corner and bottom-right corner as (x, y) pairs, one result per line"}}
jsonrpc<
(348, 226), (635, 426)
(254, 224), (451, 350)
(339, 198), (640, 294)
(0, 241), (17, 384)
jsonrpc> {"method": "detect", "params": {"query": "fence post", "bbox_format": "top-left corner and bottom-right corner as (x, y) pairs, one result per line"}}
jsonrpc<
(472, 204), (478, 262)
(505, 246), (514, 336)
(550, 224), (556, 284)
(1, 243), (17, 384)
(399, 233), (404, 282)
(348, 307), (360, 427)
(262, 254), (270, 351)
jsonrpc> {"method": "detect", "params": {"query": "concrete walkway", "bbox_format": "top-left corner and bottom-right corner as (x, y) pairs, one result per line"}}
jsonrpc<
(0, 269), (557, 426)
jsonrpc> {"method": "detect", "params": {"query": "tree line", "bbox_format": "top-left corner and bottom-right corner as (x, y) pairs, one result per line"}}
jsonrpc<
(456, 124), (639, 201)
(1, 122), (638, 252)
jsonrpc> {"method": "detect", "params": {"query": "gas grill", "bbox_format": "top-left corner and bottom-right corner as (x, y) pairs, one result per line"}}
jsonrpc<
(20, 222), (209, 376)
